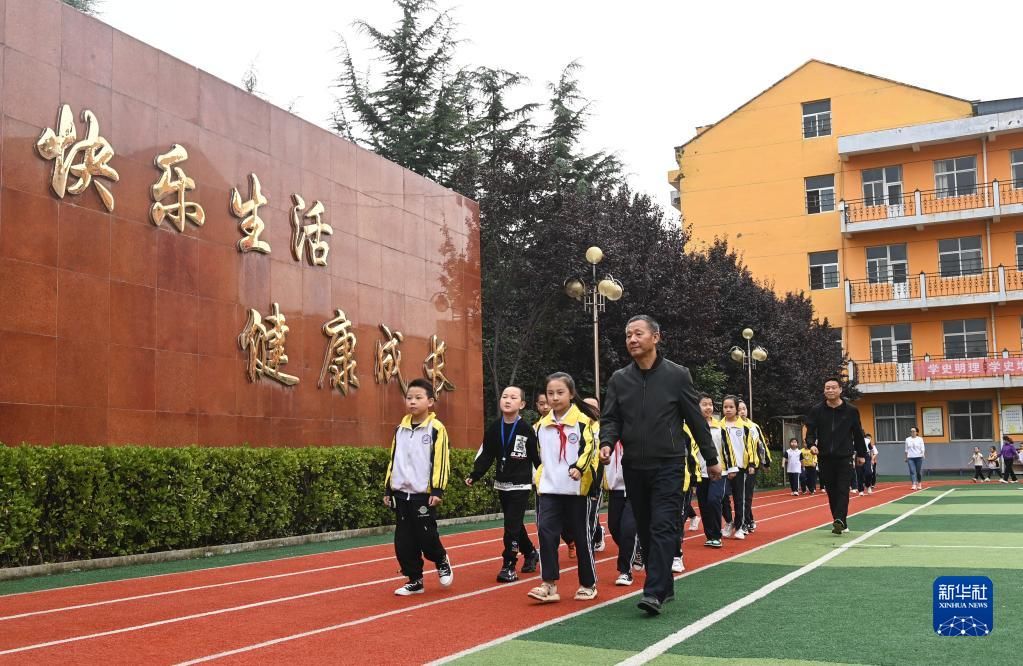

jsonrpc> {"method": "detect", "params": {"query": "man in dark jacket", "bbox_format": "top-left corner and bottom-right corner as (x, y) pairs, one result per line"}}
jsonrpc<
(599, 315), (721, 615)
(804, 377), (868, 535)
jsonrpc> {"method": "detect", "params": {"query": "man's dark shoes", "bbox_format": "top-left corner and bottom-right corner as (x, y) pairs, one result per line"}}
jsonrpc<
(496, 565), (518, 583)
(521, 551), (540, 573)
(832, 519), (846, 535)
(637, 595), (662, 616)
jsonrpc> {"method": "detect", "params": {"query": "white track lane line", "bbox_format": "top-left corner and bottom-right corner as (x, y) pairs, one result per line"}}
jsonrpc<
(0, 530), (534, 622)
(431, 484), (913, 665)
(617, 488), (957, 666)
(3, 488), (820, 618)
(175, 491), (886, 664)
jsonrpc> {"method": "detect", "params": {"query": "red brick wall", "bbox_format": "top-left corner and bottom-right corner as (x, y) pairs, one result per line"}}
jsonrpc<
(0, 0), (483, 447)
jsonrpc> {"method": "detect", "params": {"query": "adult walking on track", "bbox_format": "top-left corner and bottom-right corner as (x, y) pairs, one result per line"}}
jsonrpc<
(599, 315), (721, 616)
(804, 377), (868, 535)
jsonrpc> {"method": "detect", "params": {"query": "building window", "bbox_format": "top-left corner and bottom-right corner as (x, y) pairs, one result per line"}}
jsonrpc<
(808, 250), (839, 290)
(937, 236), (983, 277)
(829, 327), (844, 352)
(934, 156), (977, 198)
(1012, 149), (1023, 188)
(949, 400), (993, 441)
(870, 324), (912, 364)
(802, 100), (831, 138)
(862, 166), (903, 206)
(1017, 231), (1023, 271)
(943, 319), (987, 359)
(805, 175), (835, 214)
(874, 403), (916, 443)
(866, 243), (908, 284)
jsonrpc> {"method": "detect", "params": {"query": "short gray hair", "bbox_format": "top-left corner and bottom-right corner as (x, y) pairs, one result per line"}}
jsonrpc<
(627, 314), (661, 335)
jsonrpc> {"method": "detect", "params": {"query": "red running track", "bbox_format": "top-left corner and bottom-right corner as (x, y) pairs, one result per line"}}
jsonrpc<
(0, 484), (923, 665)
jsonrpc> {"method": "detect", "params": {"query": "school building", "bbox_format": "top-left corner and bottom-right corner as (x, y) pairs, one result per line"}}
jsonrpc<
(669, 60), (1023, 472)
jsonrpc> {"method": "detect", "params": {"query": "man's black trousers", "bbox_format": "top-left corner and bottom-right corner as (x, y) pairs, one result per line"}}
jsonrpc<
(498, 489), (536, 566)
(623, 465), (683, 603)
(818, 456), (854, 525)
(393, 494), (447, 581)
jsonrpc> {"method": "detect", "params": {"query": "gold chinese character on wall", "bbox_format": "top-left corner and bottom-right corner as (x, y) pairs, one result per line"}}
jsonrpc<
(36, 103), (119, 211)
(150, 144), (205, 232)
(231, 173), (271, 254)
(238, 302), (299, 386)
(318, 309), (359, 396)
(374, 323), (407, 395)
(291, 194), (332, 266)
(423, 334), (456, 396)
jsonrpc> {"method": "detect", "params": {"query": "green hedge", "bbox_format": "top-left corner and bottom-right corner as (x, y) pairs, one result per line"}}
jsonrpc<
(0, 445), (498, 568)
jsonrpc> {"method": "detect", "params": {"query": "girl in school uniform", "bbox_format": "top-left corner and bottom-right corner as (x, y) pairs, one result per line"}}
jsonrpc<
(527, 372), (600, 603)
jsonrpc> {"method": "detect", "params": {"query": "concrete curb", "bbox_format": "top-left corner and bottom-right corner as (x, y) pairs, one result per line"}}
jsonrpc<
(0, 510), (526, 583)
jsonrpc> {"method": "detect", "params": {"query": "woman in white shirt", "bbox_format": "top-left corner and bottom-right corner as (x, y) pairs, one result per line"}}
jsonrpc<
(904, 427), (926, 490)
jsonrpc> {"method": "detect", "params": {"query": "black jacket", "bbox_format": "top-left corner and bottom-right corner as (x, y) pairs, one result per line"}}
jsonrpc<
(600, 355), (717, 470)
(469, 417), (540, 487)
(804, 399), (868, 459)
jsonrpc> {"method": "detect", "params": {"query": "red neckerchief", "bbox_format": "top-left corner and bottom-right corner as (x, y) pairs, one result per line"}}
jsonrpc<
(551, 421), (569, 462)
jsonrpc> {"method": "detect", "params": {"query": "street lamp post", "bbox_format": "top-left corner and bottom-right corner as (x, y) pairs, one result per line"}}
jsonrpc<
(564, 246), (624, 399)
(729, 327), (768, 419)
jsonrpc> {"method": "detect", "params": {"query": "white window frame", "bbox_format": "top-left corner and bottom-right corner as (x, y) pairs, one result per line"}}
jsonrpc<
(869, 324), (912, 364)
(937, 236), (983, 277)
(866, 243), (908, 285)
(948, 400), (993, 441)
(805, 175), (835, 214)
(808, 250), (839, 290)
(934, 156), (977, 199)
(1012, 149), (1023, 189)
(874, 402), (917, 444)
(802, 100), (831, 139)
(942, 319), (988, 359)
(862, 165), (903, 206)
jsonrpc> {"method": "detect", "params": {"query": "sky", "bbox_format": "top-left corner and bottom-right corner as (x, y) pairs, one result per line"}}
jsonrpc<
(96, 0), (1023, 209)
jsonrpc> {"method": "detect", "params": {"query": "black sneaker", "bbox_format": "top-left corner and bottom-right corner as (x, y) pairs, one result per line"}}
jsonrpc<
(496, 565), (518, 583)
(437, 557), (454, 587)
(637, 595), (662, 616)
(395, 579), (424, 596)
(832, 519), (845, 535)
(632, 550), (645, 571)
(521, 551), (539, 573)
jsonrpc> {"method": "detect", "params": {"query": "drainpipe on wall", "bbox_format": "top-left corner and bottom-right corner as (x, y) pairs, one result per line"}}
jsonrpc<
(996, 388), (1003, 441)
(986, 219), (994, 292)
(982, 136), (990, 207)
(991, 302), (998, 356)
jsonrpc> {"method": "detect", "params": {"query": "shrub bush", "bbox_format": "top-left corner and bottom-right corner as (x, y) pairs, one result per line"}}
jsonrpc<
(0, 445), (501, 567)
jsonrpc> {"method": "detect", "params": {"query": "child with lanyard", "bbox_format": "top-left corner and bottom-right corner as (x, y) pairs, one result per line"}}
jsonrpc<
(466, 386), (541, 582)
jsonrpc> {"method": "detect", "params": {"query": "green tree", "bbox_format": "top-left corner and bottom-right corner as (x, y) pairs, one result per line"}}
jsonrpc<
(62, 0), (100, 15)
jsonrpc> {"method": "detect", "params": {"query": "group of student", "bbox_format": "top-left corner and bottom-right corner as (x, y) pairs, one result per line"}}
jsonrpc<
(971, 435), (1023, 483)
(380, 371), (774, 602)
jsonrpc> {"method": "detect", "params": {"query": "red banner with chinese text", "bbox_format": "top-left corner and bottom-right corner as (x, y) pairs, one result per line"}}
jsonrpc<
(914, 358), (1023, 379)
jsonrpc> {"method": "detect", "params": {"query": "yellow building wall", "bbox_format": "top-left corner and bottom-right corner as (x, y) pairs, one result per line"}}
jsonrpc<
(857, 387), (1023, 445)
(677, 61), (974, 331)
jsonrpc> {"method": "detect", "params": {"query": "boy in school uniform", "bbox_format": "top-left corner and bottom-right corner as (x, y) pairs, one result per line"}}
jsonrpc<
(466, 386), (541, 582)
(800, 441), (818, 494)
(384, 378), (454, 596)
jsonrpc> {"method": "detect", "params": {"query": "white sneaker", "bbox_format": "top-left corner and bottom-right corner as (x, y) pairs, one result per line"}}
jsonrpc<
(722, 525), (734, 538)
(1000, 479), (1009, 484)
(437, 557), (453, 587)
(733, 528), (746, 540)
(852, 490), (859, 495)
(867, 487), (873, 495)
(671, 556), (684, 573)
(615, 572), (634, 586)
(792, 492), (798, 496)
(688, 516), (701, 532)
(395, 579), (424, 596)
(594, 535), (606, 552)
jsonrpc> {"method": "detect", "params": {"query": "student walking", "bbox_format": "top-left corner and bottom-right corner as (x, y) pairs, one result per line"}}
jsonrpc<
(905, 427), (925, 490)
(1000, 436), (1019, 483)
(466, 386), (541, 582)
(970, 447), (987, 483)
(599, 315), (719, 616)
(866, 437), (879, 493)
(384, 379), (454, 596)
(528, 372), (600, 603)
(738, 400), (768, 534)
(720, 396), (757, 541)
(695, 393), (732, 549)
(800, 441), (818, 494)
(804, 377), (868, 535)
(604, 439), (639, 586)
(672, 430), (702, 573)
(853, 433), (873, 496)
(986, 445), (1001, 480)
(785, 438), (803, 495)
